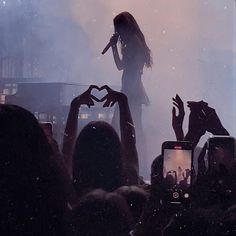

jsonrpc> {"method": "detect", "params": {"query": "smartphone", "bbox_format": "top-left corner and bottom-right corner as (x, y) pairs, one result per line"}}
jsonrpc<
(208, 136), (235, 172)
(162, 141), (193, 204)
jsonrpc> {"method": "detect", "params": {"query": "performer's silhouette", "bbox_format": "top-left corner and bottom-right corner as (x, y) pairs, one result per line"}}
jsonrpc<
(108, 12), (152, 178)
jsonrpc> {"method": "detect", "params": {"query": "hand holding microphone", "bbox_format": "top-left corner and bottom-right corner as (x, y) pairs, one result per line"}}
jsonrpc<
(110, 33), (119, 45)
(101, 33), (119, 55)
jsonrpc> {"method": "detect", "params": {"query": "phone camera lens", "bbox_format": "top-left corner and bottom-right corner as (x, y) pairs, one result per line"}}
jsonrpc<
(184, 193), (189, 198)
(172, 192), (179, 199)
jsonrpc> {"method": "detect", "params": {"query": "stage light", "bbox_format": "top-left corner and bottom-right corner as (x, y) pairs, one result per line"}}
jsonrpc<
(79, 113), (89, 119)
(98, 113), (106, 119)
(0, 95), (5, 104)
(108, 113), (113, 119)
(38, 112), (48, 122)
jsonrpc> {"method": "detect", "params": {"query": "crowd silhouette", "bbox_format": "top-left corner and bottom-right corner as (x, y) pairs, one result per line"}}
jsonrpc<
(0, 11), (235, 236)
(1, 84), (235, 236)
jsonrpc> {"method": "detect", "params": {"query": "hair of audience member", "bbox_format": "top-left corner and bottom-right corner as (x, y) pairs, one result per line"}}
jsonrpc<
(72, 121), (124, 195)
(68, 189), (134, 236)
(192, 161), (236, 209)
(162, 208), (218, 236)
(150, 155), (163, 195)
(151, 155), (162, 181)
(115, 185), (149, 223)
(0, 104), (67, 236)
(213, 204), (236, 235)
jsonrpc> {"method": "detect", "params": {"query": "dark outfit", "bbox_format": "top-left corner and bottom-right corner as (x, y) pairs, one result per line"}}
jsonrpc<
(113, 35), (149, 178)
(121, 35), (149, 107)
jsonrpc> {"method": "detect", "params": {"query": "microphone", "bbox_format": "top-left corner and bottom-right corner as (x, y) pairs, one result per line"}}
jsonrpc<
(101, 33), (119, 55)
(101, 42), (111, 55)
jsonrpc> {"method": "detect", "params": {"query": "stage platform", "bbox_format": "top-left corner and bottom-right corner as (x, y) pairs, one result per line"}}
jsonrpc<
(0, 81), (116, 145)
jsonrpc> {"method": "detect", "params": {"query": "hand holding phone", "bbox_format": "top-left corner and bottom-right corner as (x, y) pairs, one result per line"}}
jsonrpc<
(187, 101), (208, 134)
(208, 136), (235, 172)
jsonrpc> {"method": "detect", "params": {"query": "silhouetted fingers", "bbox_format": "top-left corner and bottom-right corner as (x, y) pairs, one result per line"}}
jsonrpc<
(86, 98), (94, 108)
(90, 94), (100, 102)
(86, 85), (99, 95)
(172, 107), (176, 117)
(88, 84), (98, 91)
(199, 142), (207, 159)
(203, 105), (215, 118)
(173, 97), (184, 111)
(199, 100), (208, 107)
(103, 99), (112, 107)
(197, 143), (207, 176)
(101, 85), (112, 93)
(173, 101), (179, 108)
(172, 97), (178, 103)
(110, 100), (116, 107)
(187, 101), (195, 107)
(100, 94), (108, 103)
(175, 94), (183, 104)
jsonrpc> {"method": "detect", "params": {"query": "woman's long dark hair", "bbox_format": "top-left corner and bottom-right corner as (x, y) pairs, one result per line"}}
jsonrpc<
(114, 11), (152, 68)
(73, 121), (124, 195)
(0, 104), (67, 235)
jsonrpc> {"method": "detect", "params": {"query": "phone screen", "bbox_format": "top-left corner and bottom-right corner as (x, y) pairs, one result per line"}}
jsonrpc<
(162, 141), (193, 204)
(163, 149), (192, 188)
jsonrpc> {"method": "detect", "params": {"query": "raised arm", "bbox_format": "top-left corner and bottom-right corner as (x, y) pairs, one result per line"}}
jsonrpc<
(118, 93), (139, 184)
(197, 142), (207, 177)
(172, 94), (185, 141)
(184, 101), (229, 149)
(110, 34), (124, 70)
(101, 86), (139, 185)
(204, 105), (229, 135)
(62, 85), (97, 176)
(184, 101), (208, 148)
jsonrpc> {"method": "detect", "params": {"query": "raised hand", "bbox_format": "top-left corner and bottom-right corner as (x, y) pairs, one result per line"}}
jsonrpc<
(172, 94), (185, 140)
(187, 100), (208, 111)
(109, 33), (119, 46)
(71, 85), (99, 108)
(63, 85), (99, 175)
(203, 106), (229, 135)
(99, 85), (138, 184)
(185, 100), (208, 147)
(187, 101), (208, 134)
(100, 85), (127, 107)
(198, 142), (207, 177)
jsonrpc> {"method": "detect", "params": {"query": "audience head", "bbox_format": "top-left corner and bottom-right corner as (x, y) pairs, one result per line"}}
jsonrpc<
(150, 155), (164, 197)
(73, 121), (124, 194)
(151, 155), (163, 184)
(0, 104), (52, 158)
(115, 185), (149, 223)
(69, 189), (133, 236)
(0, 104), (67, 235)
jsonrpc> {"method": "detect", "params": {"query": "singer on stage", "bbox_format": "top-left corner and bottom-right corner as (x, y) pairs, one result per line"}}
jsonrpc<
(105, 12), (152, 173)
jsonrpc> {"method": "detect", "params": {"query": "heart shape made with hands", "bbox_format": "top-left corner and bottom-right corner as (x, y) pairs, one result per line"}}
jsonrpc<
(90, 85), (110, 102)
